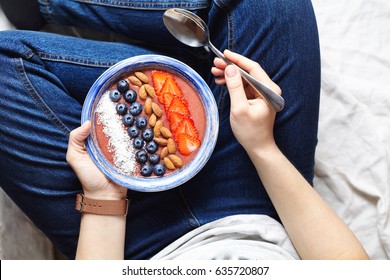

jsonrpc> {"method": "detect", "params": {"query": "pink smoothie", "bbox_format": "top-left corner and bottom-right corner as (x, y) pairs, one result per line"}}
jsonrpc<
(93, 68), (206, 178)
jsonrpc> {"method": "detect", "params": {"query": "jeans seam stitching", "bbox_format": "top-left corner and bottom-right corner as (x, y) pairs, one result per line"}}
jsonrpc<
(228, 8), (234, 50)
(13, 57), (71, 136)
(213, 0), (232, 118)
(37, 51), (117, 68)
(74, 0), (210, 10)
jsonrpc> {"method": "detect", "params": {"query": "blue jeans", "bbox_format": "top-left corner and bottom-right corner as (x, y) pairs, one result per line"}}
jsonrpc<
(0, 0), (320, 259)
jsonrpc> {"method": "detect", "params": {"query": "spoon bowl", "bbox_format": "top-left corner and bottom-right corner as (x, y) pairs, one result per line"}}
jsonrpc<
(163, 8), (285, 112)
(163, 9), (207, 48)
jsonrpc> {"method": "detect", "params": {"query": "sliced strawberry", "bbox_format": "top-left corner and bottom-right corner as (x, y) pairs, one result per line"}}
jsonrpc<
(168, 112), (185, 132)
(157, 94), (164, 104)
(152, 71), (169, 95)
(168, 97), (190, 117)
(174, 117), (199, 140)
(177, 133), (201, 156)
(161, 75), (183, 97)
(162, 92), (175, 111)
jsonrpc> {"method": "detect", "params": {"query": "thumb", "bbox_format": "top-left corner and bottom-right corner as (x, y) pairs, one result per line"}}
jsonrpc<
(225, 65), (248, 111)
(68, 121), (91, 152)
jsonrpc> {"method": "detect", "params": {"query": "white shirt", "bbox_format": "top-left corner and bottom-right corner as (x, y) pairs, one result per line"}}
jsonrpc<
(152, 214), (299, 260)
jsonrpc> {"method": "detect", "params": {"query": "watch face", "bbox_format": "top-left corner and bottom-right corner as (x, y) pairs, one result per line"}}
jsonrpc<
(82, 55), (218, 192)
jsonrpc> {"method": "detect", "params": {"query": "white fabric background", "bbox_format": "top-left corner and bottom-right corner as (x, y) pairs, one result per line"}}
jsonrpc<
(312, 0), (390, 259)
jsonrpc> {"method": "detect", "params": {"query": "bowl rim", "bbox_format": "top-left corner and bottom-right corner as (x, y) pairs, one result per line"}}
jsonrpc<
(81, 54), (219, 192)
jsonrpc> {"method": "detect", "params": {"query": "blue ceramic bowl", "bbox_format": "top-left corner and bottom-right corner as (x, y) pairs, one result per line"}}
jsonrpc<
(81, 55), (218, 192)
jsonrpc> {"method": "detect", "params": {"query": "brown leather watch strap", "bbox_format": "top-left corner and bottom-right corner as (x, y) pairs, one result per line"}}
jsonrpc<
(75, 193), (129, 216)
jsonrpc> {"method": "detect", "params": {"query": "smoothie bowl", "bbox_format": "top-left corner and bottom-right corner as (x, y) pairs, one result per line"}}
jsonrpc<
(81, 55), (218, 192)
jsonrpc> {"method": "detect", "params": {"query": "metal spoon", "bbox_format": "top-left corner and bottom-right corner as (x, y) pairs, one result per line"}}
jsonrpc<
(163, 8), (284, 112)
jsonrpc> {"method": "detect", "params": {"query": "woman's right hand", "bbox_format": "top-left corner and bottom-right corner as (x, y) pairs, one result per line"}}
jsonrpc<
(211, 50), (282, 155)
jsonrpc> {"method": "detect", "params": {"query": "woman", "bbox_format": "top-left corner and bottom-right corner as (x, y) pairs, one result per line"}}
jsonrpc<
(69, 51), (368, 259)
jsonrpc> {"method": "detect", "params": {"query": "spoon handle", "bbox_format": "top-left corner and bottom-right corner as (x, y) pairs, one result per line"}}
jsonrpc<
(208, 43), (284, 112)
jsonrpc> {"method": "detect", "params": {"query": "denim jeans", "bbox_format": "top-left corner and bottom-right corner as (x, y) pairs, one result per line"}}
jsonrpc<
(0, 0), (320, 259)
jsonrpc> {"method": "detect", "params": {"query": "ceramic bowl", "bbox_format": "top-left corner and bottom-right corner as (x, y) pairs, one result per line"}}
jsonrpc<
(81, 55), (218, 192)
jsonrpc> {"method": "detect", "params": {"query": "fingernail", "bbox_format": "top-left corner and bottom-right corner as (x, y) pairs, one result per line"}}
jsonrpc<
(225, 65), (238, 78)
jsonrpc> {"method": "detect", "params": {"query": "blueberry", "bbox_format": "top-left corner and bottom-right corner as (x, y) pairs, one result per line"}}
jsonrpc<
(109, 89), (121, 102)
(142, 128), (154, 142)
(149, 154), (160, 165)
(124, 89), (137, 103)
(153, 163), (166, 177)
(122, 114), (134, 126)
(128, 126), (139, 138)
(129, 102), (142, 116)
(146, 141), (158, 154)
(140, 164), (153, 177)
(115, 103), (127, 115)
(133, 137), (144, 149)
(136, 117), (148, 129)
(135, 150), (148, 164)
(117, 80), (129, 93)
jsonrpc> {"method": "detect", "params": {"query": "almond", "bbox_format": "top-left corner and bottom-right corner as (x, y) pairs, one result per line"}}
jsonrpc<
(135, 72), (149, 84)
(163, 157), (176, 170)
(154, 137), (168, 146)
(151, 102), (163, 117)
(149, 113), (157, 127)
(168, 154), (183, 168)
(144, 84), (156, 98)
(144, 97), (152, 115)
(154, 120), (162, 137)
(167, 138), (177, 154)
(160, 147), (169, 159)
(129, 75), (142, 87)
(139, 85), (147, 100)
(160, 126), (172, 139)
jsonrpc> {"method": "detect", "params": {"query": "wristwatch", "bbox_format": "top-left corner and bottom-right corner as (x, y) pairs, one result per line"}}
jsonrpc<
(75, 193), (129, 216)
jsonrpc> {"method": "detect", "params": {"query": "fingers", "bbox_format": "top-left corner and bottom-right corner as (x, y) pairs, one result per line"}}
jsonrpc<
(224, 65), (248, 113)
(223, 50), (265, 78)
(212, 51), (265, 86)
(212, 57), (228, 85)
(67, 121), (92, 163)
(212, 50), (282, 103)
(70, 120), (91, 146)
(211, 66), (225, 77)
(224, 50), (278, 95)
(213, 57), (228, 69)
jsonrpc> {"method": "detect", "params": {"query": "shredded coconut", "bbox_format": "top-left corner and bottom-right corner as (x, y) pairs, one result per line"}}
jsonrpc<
(95, 93), (136, 175)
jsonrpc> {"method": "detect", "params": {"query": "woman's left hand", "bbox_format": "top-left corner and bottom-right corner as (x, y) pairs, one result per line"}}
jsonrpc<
(66, 121), (127, 200)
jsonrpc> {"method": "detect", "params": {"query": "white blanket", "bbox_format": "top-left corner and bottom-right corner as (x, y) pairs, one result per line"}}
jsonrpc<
(312, 0), (390, 259)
